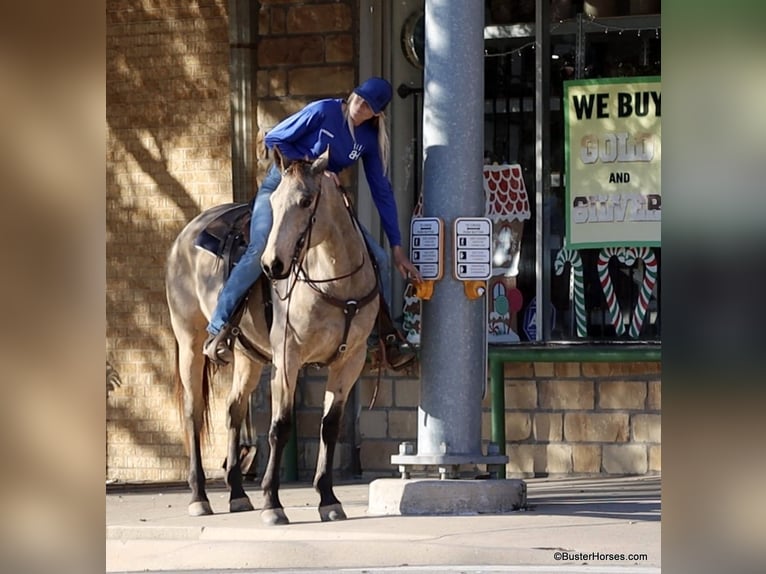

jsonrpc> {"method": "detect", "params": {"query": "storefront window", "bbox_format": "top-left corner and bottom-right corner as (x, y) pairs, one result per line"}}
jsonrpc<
(483, 4), (661, 343)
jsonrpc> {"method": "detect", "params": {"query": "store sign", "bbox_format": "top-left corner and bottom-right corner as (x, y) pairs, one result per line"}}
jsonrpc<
(564, 77), (661, 249)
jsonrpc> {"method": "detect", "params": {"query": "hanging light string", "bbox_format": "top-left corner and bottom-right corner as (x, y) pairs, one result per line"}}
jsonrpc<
(484, 40), (537, 59)
(485, 21), (564, 58)
(585, 18), (660, 38)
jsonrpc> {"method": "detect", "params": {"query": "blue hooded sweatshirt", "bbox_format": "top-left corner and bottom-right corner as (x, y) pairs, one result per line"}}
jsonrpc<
(264, 98), (402, 248)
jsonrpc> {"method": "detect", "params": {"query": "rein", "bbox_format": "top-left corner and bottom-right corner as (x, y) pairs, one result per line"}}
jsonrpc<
(272, 174), (379, 367)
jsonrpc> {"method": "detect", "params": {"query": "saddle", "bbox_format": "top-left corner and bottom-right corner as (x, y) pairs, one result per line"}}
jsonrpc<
(194, 202), (252, 280)
(194, 201), (273, 348)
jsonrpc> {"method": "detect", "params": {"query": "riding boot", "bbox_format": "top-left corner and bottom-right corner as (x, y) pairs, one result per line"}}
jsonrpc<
(203, 294), (251, 366)
(377, 296), (417, 371)
(203, 323), (237, 366)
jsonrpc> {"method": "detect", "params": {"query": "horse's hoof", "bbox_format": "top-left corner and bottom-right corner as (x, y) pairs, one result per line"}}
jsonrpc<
(261, 508), (289, 525)
(229, 496), (254, 513)
(319, 503), (347, 522)
(188, 501), (213, 516)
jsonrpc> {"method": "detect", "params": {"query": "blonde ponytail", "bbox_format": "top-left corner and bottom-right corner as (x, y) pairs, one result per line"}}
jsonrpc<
(376, 110), (390, 175)
(344, 93), (390, 175)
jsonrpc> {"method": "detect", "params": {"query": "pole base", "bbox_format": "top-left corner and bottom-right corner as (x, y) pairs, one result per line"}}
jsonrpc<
(367, 477), (526, 516)
(390, 453), (508, 479)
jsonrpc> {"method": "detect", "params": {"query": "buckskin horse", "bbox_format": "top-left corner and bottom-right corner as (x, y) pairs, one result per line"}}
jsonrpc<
(165, 149), (380, 524)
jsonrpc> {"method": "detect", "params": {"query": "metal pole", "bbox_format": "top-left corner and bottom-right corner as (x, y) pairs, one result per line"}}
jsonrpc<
(489, 358), (506, 479)
(488, 345), (661, 363)
(390, 0), (506, 477)
(418, 0), (485, 458)
(413, 91), (420, 198)
(396, 83), (424, 199)
(575, 12), (585, 79)
(535, 0), (552, 341)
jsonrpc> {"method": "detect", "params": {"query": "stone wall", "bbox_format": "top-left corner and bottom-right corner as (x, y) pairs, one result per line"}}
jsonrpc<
(261, 360), (660, 481)
(498, 361), (661, 476)
(354, 361), (661, 478)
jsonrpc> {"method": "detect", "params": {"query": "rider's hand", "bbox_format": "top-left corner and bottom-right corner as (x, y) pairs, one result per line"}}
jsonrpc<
(392, 245), (423, 284)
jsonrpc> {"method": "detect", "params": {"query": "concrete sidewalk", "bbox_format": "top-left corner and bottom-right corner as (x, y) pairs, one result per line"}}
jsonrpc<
(106, 475), (660, 573)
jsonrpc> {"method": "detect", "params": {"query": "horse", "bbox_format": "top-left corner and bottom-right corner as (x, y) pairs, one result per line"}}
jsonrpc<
(165, 148), (380, 525)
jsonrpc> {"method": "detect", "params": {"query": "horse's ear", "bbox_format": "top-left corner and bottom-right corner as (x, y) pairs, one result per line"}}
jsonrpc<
(310, 146), (330, 175)
(273, 146), (287, 172)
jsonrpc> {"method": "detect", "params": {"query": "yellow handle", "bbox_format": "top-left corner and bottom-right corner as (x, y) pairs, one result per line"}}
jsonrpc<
(413, 280), (434, 300)
(463, 280), (486, 300)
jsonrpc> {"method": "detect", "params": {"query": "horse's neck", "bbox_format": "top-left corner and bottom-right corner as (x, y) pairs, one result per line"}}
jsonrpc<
(305, 192), (375, 292)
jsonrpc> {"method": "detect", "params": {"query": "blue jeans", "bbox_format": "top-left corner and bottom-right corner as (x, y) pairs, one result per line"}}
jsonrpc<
(207, 165), (391, 335)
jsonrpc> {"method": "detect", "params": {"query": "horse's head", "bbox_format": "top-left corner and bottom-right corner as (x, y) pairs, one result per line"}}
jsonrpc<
(261, 147), (332, 281)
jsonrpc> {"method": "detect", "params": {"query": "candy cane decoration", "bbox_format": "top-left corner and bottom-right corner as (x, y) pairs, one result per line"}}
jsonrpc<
(597, 247), (630, 336)
(628, 247), (658, 338)
(554, 248), (587, 338)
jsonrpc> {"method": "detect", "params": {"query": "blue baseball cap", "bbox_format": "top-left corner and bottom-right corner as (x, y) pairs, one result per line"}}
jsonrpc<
(353, 77), (393, 114)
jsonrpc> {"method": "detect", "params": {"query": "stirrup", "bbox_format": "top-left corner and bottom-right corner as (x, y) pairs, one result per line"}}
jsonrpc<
(203, 326), (237, 366)
(383, 339), (417, 371)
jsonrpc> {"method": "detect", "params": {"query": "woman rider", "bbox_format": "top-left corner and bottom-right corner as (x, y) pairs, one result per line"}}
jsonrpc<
(203, 77), (421, 370)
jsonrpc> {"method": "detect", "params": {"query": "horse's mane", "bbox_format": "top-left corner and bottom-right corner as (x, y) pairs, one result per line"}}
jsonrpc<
(274, 146), (331, 190)
(282, 158), (320, 182)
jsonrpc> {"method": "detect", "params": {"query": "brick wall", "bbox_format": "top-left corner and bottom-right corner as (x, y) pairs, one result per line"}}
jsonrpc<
(107, 0), (234, 482)
(255, 0), (357, 179)
(106, 0), (358, 483)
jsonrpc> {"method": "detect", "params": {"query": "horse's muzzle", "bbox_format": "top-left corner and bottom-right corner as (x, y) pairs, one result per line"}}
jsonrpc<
(262, 258), (289, 281)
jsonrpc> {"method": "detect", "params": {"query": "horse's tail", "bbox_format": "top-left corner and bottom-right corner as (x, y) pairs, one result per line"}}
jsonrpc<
(200, 357), (213, 442)
(173, 339), (188, 452)
(173, 339), (213, 453)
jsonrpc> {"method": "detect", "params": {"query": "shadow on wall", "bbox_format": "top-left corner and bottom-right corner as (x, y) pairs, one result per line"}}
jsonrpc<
(106, 1), (231, 472)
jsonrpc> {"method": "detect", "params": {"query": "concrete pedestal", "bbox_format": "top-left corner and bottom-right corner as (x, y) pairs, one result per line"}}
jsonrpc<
(367, 478), (527, 516)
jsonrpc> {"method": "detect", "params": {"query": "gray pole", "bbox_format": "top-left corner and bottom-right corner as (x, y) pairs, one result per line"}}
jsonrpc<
(418, 0), (485, 459)
(389, 0), (507, 480)
(535, 0), (552, 340)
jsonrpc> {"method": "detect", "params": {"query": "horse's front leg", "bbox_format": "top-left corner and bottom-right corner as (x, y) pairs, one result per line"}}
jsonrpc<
(260, 358), (299, 525)
(314, 352), (366, 522)
(223, 351), (263, 513)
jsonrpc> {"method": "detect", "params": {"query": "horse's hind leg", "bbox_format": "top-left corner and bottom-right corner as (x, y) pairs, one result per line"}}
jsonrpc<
(314, 353), (366, 522)
(177, 341), (214, 516)
(223, 348), (263, 513)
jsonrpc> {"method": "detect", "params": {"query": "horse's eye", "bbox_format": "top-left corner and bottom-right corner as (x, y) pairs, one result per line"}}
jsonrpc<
(299, 196), (313, 209)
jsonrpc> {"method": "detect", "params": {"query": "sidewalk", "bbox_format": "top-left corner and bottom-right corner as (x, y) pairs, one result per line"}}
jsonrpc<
(106, 475), (660, 573)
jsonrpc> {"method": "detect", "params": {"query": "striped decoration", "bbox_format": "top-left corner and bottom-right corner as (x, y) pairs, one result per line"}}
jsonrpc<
(628, 247), (658, 338)
(554, 248), (587, 338)
(597, 247), (630, 336)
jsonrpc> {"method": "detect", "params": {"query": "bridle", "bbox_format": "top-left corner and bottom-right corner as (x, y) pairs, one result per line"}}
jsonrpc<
(270, 167), (380, 366)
